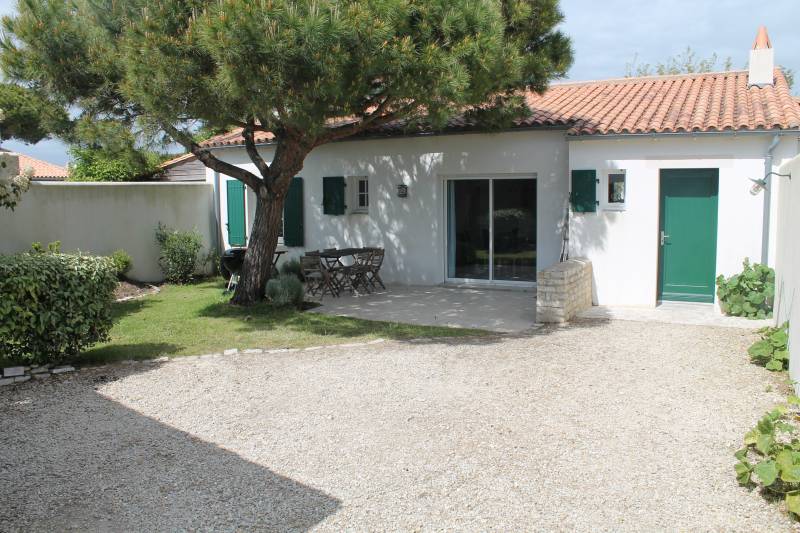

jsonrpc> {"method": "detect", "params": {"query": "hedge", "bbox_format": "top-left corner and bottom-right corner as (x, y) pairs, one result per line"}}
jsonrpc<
(0, 252), (118, 365)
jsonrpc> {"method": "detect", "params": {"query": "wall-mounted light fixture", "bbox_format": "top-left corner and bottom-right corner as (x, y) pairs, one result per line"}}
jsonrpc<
(396, 184), (408, 198)
(749, 171), (791, 196)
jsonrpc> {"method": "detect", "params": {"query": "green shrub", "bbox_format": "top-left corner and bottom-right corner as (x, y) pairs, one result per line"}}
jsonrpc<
(155, 222), (203, 283)
(0, 252), (117, 365)
(716, 259), (775, 319)
(265, 274), (305, 308)
(109, 249), (132, 278)
(748, 322), (790, 371)
(279, 258), (304, 282)
(67, 145), (163, 182)
(735, 398), (800, 518)
(30, 240), (61, 253)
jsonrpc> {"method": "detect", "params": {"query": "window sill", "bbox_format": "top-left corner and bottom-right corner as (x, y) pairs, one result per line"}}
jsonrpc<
(601, 204), (626, 212)
(349, 209), (369, 215)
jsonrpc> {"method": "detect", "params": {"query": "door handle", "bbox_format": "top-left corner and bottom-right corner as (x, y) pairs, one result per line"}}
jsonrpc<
(660, 231), (670, 246)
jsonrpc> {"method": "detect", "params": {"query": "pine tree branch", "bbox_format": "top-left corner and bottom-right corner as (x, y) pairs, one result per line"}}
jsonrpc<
(314, 98), (416, 146)
(160, 121), (263, 191)
(242, 120), (273, 186)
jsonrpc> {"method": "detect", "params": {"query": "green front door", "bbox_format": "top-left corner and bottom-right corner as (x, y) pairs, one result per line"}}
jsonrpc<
(658, 169), (719, 303)
(226, 180), (246, 246)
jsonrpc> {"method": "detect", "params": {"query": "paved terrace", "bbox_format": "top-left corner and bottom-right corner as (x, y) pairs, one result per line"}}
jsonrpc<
(312, 285), (774, 331)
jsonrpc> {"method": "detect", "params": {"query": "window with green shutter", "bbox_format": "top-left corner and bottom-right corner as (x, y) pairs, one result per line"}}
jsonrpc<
(323, 176), (346, 215)
(571, 169), (598, 213)
(283, 177), (304, 247)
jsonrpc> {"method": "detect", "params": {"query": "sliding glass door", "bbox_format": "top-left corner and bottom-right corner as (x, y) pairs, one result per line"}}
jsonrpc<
(447, 180), (490, 279)
(447, 177), (537, 284)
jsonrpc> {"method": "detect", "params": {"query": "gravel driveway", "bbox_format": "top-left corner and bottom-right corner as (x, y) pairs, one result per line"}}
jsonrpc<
(1, 319), (795, 532)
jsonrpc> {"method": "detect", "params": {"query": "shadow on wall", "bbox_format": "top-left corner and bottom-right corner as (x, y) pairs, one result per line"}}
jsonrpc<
(567, 162), (616, 304)
(570, 212), (612, 305)
(307, 150), (446, 285)
(0, 366), (341, 530)
(302, 133), (570, 284)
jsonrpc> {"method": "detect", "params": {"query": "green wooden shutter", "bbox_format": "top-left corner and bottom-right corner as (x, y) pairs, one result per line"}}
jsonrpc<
(323, 176), (346, 215)
(226, 179), (247, 246)
(571, 169), (597, 213)
(283, 177), (304, 247)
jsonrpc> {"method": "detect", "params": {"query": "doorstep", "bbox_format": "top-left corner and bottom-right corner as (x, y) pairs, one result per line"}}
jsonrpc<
(442, 282), (536, 293)
(578, 301), (774, 329)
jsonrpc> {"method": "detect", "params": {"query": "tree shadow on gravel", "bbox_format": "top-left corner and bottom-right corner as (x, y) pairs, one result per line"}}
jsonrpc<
(0, 369), (341, 531)
(80, 342), (182, 364)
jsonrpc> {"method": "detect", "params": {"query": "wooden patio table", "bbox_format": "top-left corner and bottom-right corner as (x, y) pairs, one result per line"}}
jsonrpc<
(318, 247), (377, 294)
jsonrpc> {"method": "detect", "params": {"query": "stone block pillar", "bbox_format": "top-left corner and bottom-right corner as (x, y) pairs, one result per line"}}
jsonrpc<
(536, 258), (593, 323)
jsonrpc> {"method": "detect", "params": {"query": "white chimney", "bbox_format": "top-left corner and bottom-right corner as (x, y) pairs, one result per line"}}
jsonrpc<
(748, 26), (774, 87)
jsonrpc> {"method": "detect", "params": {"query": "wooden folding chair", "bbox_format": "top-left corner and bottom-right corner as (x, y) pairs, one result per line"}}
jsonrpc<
(344, 249), (373, 294)
(301, 255), (338, 299)
(365, 248), (386, 290)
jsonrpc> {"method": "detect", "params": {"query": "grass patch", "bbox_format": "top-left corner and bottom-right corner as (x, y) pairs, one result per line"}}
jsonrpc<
(81, 278), (489, 364)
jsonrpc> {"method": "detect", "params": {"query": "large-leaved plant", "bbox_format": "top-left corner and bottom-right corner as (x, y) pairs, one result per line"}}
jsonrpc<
(748, 322), (790, 371)
(736, 399), (800, 518)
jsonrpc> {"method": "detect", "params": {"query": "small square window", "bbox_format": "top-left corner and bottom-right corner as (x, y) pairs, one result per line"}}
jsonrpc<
(607, 172), (626, 205)
(347, 176), (369, 214)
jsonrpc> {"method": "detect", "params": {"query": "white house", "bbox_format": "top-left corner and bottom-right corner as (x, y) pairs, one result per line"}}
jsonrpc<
(198, 27), (800, 308)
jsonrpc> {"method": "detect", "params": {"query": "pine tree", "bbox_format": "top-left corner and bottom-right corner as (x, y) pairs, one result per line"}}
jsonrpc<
(2, 0), (572, 304)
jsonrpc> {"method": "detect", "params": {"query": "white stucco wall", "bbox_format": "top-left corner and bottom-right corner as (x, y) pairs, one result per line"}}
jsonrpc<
(210, 130), (797, 303)
(568, 134), (797, 307)
(210, 130), (570, 285)
(0, 182), (217, 282)
(776, 154), (800, 393)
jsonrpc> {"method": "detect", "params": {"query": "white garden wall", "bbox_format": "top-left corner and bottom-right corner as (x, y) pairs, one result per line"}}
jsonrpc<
(0, 182), (217, 281)
(211, 130), (570, 285)
(568, 134), (797, 307)
(776, 154), (800, 393)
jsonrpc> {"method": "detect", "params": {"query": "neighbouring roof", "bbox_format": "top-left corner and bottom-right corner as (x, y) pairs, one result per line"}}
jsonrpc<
(0, 148), (68, 180)
(200, 68), (800, 148)
(160, 152), (198, 169)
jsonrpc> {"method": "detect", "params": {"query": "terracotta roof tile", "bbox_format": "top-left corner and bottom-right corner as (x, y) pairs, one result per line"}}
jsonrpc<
(203, 127), (275, 148)
(0, 149), (68, 180)
(526, 68), (799, 135)
(200, 69), (800, 148)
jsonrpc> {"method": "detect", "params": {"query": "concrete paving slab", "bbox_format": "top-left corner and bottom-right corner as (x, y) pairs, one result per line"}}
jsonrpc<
(310, 285), (537, 333)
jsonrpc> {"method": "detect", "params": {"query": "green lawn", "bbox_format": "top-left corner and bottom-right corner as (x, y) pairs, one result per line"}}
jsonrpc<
(82, 279), (488, 364)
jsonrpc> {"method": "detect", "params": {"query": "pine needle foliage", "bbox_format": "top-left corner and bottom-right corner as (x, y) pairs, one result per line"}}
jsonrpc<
(2, 0), (572, 303)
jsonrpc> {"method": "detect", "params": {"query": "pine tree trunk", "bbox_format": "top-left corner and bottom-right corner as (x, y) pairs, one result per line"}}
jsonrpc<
(230, 193), (285, 305)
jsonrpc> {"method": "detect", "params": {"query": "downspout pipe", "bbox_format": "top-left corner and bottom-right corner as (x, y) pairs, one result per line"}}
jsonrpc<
(761, 134), (781, 264)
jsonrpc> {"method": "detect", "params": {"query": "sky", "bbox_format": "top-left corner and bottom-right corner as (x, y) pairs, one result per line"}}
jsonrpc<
(0, 0), (798, 167)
